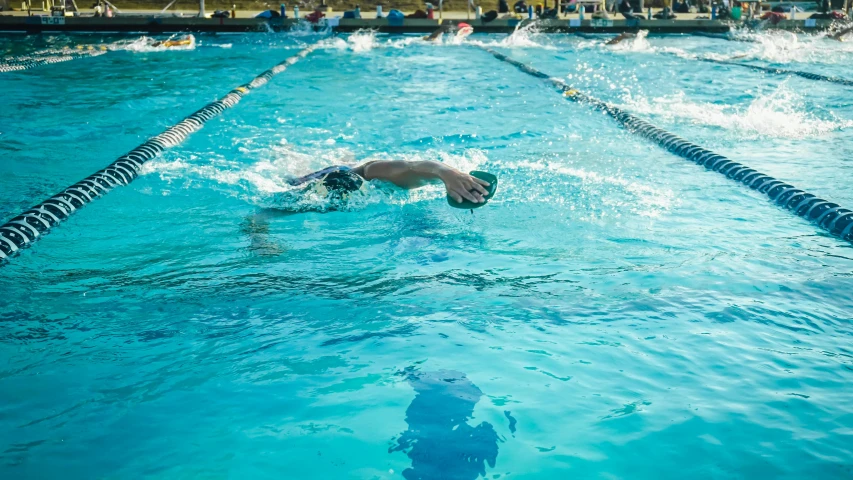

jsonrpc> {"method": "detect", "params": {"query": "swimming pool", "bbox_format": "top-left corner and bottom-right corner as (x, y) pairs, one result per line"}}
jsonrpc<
(1, 28), (852, 478)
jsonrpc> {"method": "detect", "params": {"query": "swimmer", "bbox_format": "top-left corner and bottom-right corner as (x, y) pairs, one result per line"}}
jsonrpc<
(290, 160), (492, 205)
(606, 32), (637, 45)
(423, 23), (474, 42)
(245, 161), (494, 254)
(828, 25), (853, 41)
(149, 34), (195, 48)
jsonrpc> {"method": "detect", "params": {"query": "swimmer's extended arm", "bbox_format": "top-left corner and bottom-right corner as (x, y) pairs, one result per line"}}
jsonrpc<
(830, 26), (853, 41)
(423, 24), (452, 41)
(606, 33), (635, 45)
(354, 160), (491, 204)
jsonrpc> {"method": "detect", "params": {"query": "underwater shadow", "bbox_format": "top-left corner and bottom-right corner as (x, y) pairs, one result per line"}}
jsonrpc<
(390, 369), (499, 480)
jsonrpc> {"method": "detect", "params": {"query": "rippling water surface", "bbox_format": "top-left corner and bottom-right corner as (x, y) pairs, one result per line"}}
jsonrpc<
(1, 28), (852, 479)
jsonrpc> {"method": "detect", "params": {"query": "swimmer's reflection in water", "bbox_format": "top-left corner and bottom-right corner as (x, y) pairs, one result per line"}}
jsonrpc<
(390, 369), (500, 480)
(240, 214), (285, 256)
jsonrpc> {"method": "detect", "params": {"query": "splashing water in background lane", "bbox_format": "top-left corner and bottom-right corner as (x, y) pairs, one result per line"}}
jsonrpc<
(510, 160), (676, 218)
(586, 28), (853, 65)
(499, 21), (556, 49)
(469, 21), (556, 49)
(345, 29), (380, 53)
(618, 83), (853, 139)
(319, 30), (424, 53)
(288, 20), (333, 37)
(726, 29), (832, 64)
(545, 33), (853, 142)
(678, 28), (853, 64)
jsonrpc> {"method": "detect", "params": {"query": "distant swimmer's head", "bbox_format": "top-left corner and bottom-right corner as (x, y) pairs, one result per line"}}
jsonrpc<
(457, 23), (474, 39)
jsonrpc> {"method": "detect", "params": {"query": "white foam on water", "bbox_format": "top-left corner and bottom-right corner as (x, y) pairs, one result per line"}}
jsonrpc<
(317, 30), (428, 53)
(502, 21), (556, 49)
(580, 31), (691, 59)
(287, 20), (332, 37)
(449, 31), (471, 46)
(346, 29), (379, 53)
(384, 36), (424, 49)
(470, 21), (556, 49)
(320, 36), (350, 50)
(619, 83), (853, 138)
(722, 29), (853, 64)
(735, 30), (811, 63)
(511, 160), (676, 218)
(594, 28), (853, 65)
(318, 29), (404, 52)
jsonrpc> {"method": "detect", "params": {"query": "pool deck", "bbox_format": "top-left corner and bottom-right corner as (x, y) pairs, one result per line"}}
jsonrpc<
(0, 9), (837, 34)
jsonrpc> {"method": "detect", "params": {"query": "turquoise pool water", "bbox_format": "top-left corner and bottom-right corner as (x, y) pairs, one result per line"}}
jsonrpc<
(1, 29), (852, 479)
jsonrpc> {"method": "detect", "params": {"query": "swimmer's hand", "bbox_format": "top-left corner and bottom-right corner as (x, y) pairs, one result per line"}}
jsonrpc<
(441, 169), (491, 204)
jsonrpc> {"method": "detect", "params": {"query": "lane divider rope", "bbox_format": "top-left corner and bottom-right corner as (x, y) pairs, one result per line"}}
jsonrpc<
(0, 48), (107, 73)
(0, 43), (319, 262)
(687, 31), (853, 86)
(699, 57), (853, 87)
(479, 46), (853, 245)
(576, 33), (853, 88)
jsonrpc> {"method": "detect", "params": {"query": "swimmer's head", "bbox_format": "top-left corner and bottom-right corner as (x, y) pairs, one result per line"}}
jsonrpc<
(310, 170), (366, 206)
(322, 170), (364, 194)
(457, 23), (474, 38)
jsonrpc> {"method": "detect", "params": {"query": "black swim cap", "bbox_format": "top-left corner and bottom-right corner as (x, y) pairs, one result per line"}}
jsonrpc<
(322, 170), (363, 194)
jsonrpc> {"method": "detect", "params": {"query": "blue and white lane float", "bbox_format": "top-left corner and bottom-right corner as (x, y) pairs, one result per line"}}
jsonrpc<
(0, 43), (319, 262)
(578, 33), (853, 88)
(480, 46), (853, 245)
(700, 57), (853, 87)
(0, 47), (107, 73)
